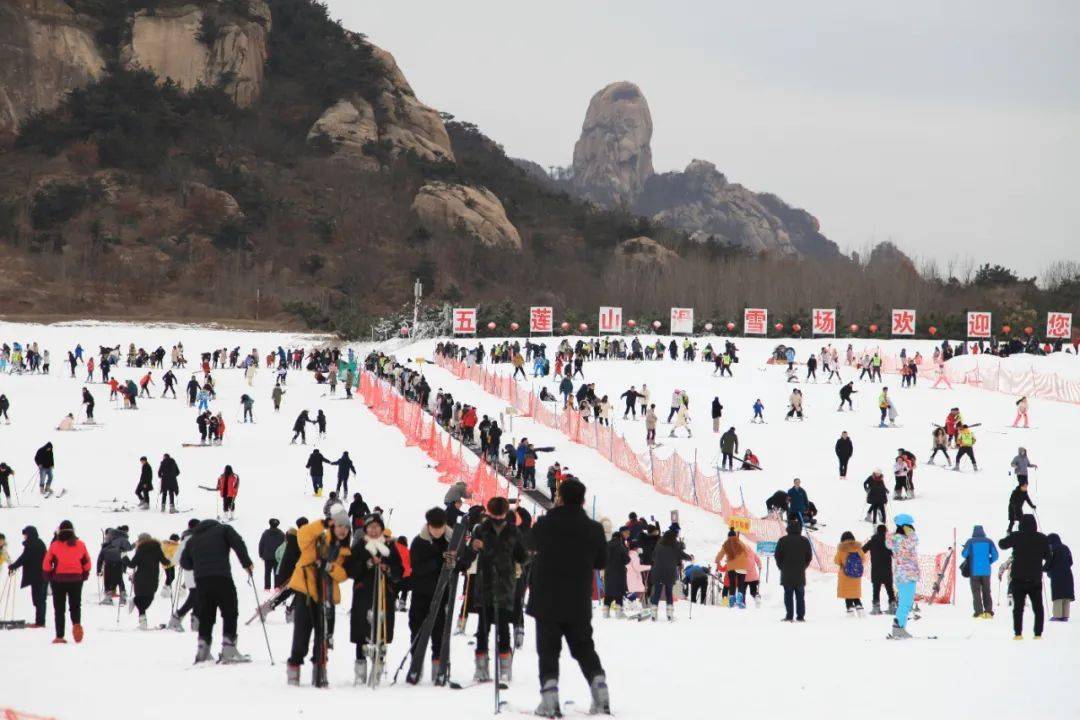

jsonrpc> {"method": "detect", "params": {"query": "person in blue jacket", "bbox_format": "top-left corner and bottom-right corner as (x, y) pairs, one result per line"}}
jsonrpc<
(961, 525), (999, 618)
(784, 346), (796, 370)
(786, 479), (809, 524)
(1046, 533), (1073, 621)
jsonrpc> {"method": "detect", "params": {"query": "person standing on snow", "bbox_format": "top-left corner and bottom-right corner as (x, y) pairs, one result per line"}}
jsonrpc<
(1012, 396), (1030, 428)
(775, 520), (813, 622)
(720, 427), (739, 471)
(835, 431), (853, 479)
(834, 531), (866, 615)
(8, 525), (48, 627)
(158, 453), (181, 513)
(863, 470), (888, 524)
(216, 465), (240, 520)
(954, 424), (978, 471)
(998, 515), (1050, 639)
(786, 479), (810, 525)
(291, 410), (315, 444)
(861, 524), (896, 615)
(1007, 482), (1037, 533)
(961, 525), (999, 619)
(81, 387), (95, 423)
(34, 442), (54, 495)
(888, 514), (920, 639)
(258, 519), (285, 591)
(124, 533), (169, 630)
(272, 382), (285, 411)
(42, 519), (92, 644)
(1046, 534), (1073, 622)
(928, 426), (950, 465)
(1010, 448), (1038, 486)
(710, 397), (723, 433)
(645, 405), (658, 446)
(331, 451), (357, 496)
(838, 382), (856, 411)
(135, 456), (153, 509)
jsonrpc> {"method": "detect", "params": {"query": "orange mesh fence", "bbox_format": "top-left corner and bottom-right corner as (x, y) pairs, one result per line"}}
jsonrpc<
(433, 355), (956, 602)
(3, 711), (56, 720)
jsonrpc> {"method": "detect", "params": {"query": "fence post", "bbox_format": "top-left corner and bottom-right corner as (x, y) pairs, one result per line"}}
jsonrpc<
(649, 446), (656, 487)
(691, 449), (698, 505)
(609, 423), (615, 461)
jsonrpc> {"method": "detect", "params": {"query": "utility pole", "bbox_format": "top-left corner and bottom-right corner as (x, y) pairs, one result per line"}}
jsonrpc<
(413, 278), (423, 335)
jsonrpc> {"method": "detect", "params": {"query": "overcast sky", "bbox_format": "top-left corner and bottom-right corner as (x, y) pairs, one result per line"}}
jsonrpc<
(329, 0), (1079, 277)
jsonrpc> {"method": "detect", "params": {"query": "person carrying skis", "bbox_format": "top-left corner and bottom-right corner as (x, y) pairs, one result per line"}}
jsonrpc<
(179, 517), (255, 663)
(464, 496), (528, 683)
(158, 453), (180, 512)
(954, 424), (977, 471)
(888, 513), (920, 639)
(259, 519), (285, 591)
(928, 426), (950, 465)
(135, 456), (153, 509)
(1010, 447), (1038, 486)
(285, 504), (352, 687)
(8, 525), (48, 627)
(217, 465), (240, 520)
(835, 431), (853, 479)
(346, 513), (403, 685)
(720, 427), (739, 471)
(124, 533), (169, 630)
(838, 381), (856, 411)
(861, 524), (895, 615)
(527, 478), (609, 716)
(306, 449), (329, 497)
(998, 514), (1050, 639)
(42, 520), (91, 643)
(407, 507), (460, 680)
(1007, 482), (1036, 533)
(834, 531), (866, 615)
(961, 525), (999, 619)
(864, 470), (888, 523)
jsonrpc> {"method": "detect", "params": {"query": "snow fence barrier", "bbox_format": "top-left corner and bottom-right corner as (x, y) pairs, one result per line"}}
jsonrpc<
(434, 355), (956, 603)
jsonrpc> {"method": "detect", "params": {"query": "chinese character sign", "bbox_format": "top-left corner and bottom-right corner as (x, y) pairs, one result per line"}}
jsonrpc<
(967, 311), (992, 338)
(598, 306), (623, 334)
(452, 308), (477, 335)
(1046, 312), (1073, 340)
(530, 306), (553, 334)
(891, 309), (916, 336)
(812, 308), (836, 335)
(670, 308), (694, 334)
(744, 308), (768, 335)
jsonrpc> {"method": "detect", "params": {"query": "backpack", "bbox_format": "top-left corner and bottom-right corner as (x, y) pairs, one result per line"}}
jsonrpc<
(843, 551), (864, 579)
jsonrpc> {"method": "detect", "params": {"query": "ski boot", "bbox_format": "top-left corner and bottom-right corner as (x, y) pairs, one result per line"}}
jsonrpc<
(727, 593), (736, 608)
(285, 605), (294, 624)
(431, 658), (442, 685)
(99, 596), (114, 606)
(194, 639), (212, 664)
(354, 657), (368, 686)
(615, 605), (626, 619)
(887, 599), (898, 614)
(666, 604), (675, 621)
(473, 652), (491, 682)
(589, 673), (611, 715)
(869, 602), (882, 616)
(167, 614), (184, 632)
(602, 603), (611, 619)
(287, 663), (301, 686)
(887, 620), (912, 640)
(138, 616), (148, 631)
(535, 679), (561, 718)
(160, 501), (167, 513)
(312, 662), (329, 688)
(396, 596), (407, 612)
(735, 592), (746, 609)
(219, 637), (250, 663)
(190, 615), (200, 632)
(855, 604), (865, 618)
(498, 652), (513, 684)
(169, 504), (178, 514)
(514, 624), (525, 649)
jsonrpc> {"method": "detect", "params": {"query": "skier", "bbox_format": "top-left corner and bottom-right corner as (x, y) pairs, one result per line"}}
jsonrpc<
(751, 398), (765, 423)
(527, 478), (609, 716)
(838, 382), (856, 411)
(240, 394), (255, 423)
(715, 530), (750, 608)
(34, 442), (54, 495)
(306, 449), (329, 497)
(42, 520), (91, 643)
(200, 461), (229, 515)
(1046, 534), (1073, 621)
(0, 394), (8, 423)
(720, 427), (739, 471)
(0, 462), (13, 508)
(464, 497), (528, 683)
(179, 516), (255, 663)
(710, 397), (723, 433)
(834, 431), (853, 479)
(1012, 395), (1030, 428)
(928, 426), (950, 465)
(861, 524), (896, 615)
(407, 507), (458, 680)
(139, 371), (154, 398)
(787, 479), (810, 525)
(775, 520), (812, 622)
(877, 388), (892, 427)
(961, 525), (999, 619)
(603, 530), (630, 617)
(998, 515), (1050, 639)
(135, 456), (153, 509)
(81, 387), (95, 423)
(332, 451), (357, 496)
(124, 533), (169, 630)
(669, 402), (691, 438)
(863, 470), (888, 523)
(806, 353), (817, 382)
(7, 525), (48, 627)
(292, 410), (314, 444)
(162, 369), (177, 398)
(258, 519), (285, 591)
(1010, 447), (1038, 486)
(892, 453), (911, 501)
(316, 410), (327, 439)
(954, 424), (978, 471)
(272, 382), (285, 411)
(765, 490), (790, 520)
(646, 529), (691, 621)
(888, 514), (919, 639)
(98, 525), (132, 603)
(346, 513), (403, 685)
(644, 405), (658, 446)
(285, 505), (352, 687)
(834, 531), (866, 615)
(158, 453), (181, 512)
(1007, 482), (1036, 533)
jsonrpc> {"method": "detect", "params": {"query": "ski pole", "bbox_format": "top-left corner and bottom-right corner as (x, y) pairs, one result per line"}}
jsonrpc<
(247, 573), (275, 665)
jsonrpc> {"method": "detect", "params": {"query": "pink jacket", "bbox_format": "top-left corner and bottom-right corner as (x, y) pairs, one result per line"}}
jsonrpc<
(626, 549), (646, 594)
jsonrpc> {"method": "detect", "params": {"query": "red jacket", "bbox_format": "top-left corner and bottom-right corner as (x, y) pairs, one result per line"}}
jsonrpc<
(396, 540), (412, 578)
(217, 472), (239, 498)
(42, 532), (92, 583)
(140, 373), (152, 387)
(462, 408), (477, 429)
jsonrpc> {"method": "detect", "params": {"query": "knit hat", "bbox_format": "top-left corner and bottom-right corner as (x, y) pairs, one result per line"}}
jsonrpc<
(328, 504), (349, 529)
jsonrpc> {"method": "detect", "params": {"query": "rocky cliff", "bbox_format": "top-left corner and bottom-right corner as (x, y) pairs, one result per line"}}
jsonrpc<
(569, 81), (840, 259)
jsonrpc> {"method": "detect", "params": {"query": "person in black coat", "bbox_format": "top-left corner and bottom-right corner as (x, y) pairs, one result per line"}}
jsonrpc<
(838, 382), (856, 411)
(135, 456), (153, 509)
(998, 514), (1051, 637)
(291, 410), (314, 445)
(158, 453), (181, 512)
(348, 494), (370, 530)
(124, 534), (169, 627)
(1007, 482), (1036, 533)
(526, 478), (609, 716)
(332, 451), (357, 495)
(603, 531), (630, 614)
(765, 490), (789, 518)
(835, 431), (853, 479)
(863, 470), (888, 524)
(8, 525), (47, 626)
(346, 514), (403, 680)
(1045, 533), (1074, 621)
(407, 507), (457, 671)
(258, 519), (285, 590)
(861, 524), (896, 613)
(305, 449), (328, 495)
(774, 521), (813, 621)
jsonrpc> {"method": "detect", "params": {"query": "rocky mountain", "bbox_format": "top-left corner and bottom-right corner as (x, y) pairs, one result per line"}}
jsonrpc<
(568, 81), (840, 259)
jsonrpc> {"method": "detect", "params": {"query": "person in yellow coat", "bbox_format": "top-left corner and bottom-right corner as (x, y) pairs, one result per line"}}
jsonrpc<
(161, 533), (180, 599)
(286, 504), (352, 687)
(834, 531), (867, 616)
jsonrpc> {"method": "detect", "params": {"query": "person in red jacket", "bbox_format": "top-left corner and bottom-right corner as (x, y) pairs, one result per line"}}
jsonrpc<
(42, 519), (91, 644)
(217, 465), (240, 520)
(394, 533), (412, 611)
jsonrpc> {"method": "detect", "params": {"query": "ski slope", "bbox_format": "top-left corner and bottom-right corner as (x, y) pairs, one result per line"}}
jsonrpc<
(0, 322), (1076, 720)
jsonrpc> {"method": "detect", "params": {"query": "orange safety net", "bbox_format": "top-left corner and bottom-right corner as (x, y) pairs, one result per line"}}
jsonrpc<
(3, 711), (56, 720)
(433, 355), (957, 603)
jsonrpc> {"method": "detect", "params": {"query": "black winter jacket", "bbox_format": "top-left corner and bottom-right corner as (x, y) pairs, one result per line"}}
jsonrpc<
(10, 526), (46, 587)
(179, 519), (252, 580)
(526, 505), (605, 623)
(861, 531), (893, 583)
(998, 515), (1050, 584)
(774, 527), (813, 587)
(258, 528), (285, 562)
(125, 540), (168, 597)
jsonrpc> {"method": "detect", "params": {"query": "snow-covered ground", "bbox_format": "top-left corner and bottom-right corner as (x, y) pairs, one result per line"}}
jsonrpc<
(0, 323), (1076, 720)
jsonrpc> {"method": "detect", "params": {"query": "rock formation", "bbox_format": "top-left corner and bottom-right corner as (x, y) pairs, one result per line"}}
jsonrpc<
(571, 82), (653, 206)
(121, 2), (271, 108)
(0, 0), (106, 138)
(411, 182), (521, 250)
(614, 236), (678, 269)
